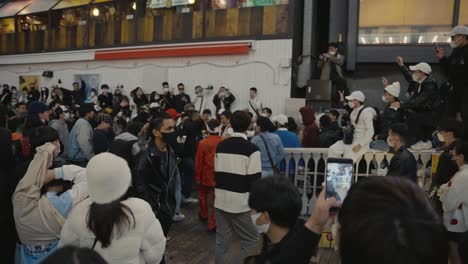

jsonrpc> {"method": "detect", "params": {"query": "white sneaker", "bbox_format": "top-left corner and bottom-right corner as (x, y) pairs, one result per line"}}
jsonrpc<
(172, 213), (185, 222)
(410, 141), (425, 151)
(420, 141), (433, 150)
(183, 197), (199, 203)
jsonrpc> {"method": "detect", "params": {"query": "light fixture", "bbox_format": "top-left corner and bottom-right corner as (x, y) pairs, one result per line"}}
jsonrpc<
(432, 35), (438, 43)
(403, 36), (408, 44)
(418, 35), (423, 44)
(188, 0), (196, 4)
(92, 7), (99, 17)
(132, 2), (136, 10)
(447, 37), (451, 43)
(375, 37), (379, 44)
(389, 36), (393, 44)
(360, 37), (367, 44)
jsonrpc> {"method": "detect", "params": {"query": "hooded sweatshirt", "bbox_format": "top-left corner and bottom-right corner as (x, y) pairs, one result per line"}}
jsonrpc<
(299, 107), (319, 148)
(49, 119), (70, 157)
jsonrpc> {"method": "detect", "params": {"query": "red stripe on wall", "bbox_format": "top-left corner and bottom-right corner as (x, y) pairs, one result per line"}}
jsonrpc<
(94, 43), (250, 60)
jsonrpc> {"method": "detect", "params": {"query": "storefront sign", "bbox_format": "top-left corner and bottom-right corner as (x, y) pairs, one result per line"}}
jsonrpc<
(149, 0), (168, 8)
(150, 0), (195, 8)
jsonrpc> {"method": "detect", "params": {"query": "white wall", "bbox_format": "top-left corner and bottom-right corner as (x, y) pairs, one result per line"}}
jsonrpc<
(0, 39), (293, 115)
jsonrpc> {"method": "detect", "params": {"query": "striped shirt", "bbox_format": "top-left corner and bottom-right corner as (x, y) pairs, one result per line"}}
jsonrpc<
(215, 132), (262, 213)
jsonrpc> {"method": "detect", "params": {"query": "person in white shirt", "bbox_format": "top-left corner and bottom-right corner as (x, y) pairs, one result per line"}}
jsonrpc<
(248, 87), (263, 115)
(439, 141), (468, 264)
(328, 91), (375, 161)
(219, 110), (234, 138)
(193, 86), (210, 113)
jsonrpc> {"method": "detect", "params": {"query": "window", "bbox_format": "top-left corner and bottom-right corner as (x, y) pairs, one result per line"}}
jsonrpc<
(460, 0), (468, 26)
(358, 0), (454, 45)
(211, 0), (288, 10)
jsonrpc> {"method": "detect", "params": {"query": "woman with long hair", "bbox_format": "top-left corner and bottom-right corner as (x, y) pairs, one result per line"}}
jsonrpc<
(59, 153), (166, 264)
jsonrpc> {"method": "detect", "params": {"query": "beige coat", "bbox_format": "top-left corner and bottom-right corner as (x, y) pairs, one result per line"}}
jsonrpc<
(317, 54), (345, 80)
(59, 197), (166, 264)
(13, 143), (65, 246)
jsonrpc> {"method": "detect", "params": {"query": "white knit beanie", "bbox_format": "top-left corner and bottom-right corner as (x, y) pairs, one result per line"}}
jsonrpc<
(384, 82), (401, 98)
(86, 153), (131, 204)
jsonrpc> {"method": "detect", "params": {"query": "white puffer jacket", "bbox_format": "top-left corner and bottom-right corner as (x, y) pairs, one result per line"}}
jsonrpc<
(59, 197), (166, 264)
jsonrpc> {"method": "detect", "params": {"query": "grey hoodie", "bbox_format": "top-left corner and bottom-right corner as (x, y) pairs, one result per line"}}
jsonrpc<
(49, 119), (70, 157)
(114, 132), (142, 156)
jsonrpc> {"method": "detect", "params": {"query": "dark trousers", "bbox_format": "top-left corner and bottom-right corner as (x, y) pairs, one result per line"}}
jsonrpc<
(446, 86), (468, 140)
(405, 111), (435, 144)
(181, 157), (195, 198)
(157, 213), (172, 264)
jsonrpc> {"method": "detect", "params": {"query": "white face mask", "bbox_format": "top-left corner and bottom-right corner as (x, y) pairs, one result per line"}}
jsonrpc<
(250, 212), (270, 234)
(450, 41), (458, 48)
(348, 101), (355, 109)
(382, 95), (389, 103)
(90, 92), (96, 97)
(329, 51), (337, 56)
(437, 132), (445, 142)
(219, 92), (227, 98)
(163, 88), (170, 93)
(64, 113), (70, 120)
(412, 73), (420, 82)
(387, 136), (394, 148)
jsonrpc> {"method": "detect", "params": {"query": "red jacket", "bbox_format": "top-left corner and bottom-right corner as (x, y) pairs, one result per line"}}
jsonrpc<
(195, 135), (223, 187)
(299, 106), (319, 148)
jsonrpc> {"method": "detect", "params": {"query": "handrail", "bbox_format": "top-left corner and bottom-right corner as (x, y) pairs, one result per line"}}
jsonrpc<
(283, 148), (438, 215)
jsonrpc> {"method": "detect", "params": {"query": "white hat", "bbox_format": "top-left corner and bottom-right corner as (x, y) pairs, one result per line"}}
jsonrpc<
(409, 63), (432, 74)
(384, 82), (401, 98)
(273, 114), (288, 126)
(86, 153), (131, 204)
(59, 105), (68, 112)
(345, 91), (365, 102)
(445, 25), (468, 37)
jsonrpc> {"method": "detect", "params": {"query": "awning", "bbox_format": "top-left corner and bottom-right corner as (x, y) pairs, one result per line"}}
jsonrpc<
(53, 0), (92, 10)
(0, 1), (31, 18)
(91, 0), (113, 4)
(18, 0), (61, 15)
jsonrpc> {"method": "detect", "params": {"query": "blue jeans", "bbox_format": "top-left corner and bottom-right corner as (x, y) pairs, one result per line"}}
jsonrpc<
(20, 240), (59, 264)
(182, 158), (195, 199)
(370, 140), (390, 152)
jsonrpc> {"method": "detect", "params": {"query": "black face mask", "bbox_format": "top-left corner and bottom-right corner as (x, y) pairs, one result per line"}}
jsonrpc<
(160, 131), (177, 144)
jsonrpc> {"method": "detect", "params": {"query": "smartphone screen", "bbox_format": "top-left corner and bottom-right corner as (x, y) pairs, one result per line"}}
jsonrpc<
(326, 158), (354, 202)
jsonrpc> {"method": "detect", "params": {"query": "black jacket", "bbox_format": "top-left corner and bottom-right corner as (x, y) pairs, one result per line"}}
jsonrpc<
(97, 93), (113, 109)
(376, 105), (404, 140)
(244, 221), (321, 264)
(433, 140), (459, 187)
(173, 93), (191, 113)
(318, 123), (342, 148)
(136, 143), (180, 225)
(133, 95), (149, 108)
(399, 65), (441, 113)
(213, 93), (236, 113)
(27, 89), (40, 102)
(387, 146), (417, 182)
(439, 45), (468, 90)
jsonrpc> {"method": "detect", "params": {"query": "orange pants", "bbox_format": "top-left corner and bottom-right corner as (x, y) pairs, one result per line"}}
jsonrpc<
(199, 185), (216, 230)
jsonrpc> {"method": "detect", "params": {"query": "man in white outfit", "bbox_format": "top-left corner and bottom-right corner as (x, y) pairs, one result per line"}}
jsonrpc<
(193, 86), (210, 113)
(248, 87), (263, 115)
(328, 91), (375, 161)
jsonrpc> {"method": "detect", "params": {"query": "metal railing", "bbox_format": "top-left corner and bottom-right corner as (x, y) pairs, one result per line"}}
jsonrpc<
(283, 148), (437, 215)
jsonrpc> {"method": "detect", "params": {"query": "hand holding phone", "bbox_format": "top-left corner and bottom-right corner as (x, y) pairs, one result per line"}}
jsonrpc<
(325, 158), (354, 204)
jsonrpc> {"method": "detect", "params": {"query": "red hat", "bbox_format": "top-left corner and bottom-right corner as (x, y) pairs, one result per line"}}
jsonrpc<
(166, 108), (180, 119)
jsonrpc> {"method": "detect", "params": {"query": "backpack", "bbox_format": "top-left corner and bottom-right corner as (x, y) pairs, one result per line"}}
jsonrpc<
(109, 139), (138, 169)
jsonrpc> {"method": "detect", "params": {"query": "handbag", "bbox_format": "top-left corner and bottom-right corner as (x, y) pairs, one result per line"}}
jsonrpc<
(343, 107), (366, 145)
(259, 135), (281, 176)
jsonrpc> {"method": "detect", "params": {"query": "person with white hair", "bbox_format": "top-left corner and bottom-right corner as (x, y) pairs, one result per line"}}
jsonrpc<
(370, 81), (404, 152)
(436, 25), (468, 140)
(392, 56), (442, 151)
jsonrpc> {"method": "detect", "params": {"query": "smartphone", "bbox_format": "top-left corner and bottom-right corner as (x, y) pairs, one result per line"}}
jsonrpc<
(325, 158), (354, 203)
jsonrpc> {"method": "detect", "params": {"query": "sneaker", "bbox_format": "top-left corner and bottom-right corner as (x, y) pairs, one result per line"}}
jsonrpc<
(183, 197), (199, 203)
(172, 213), (185, 222)
(420, 141), (433, 150)
(410, 141), (425, 151)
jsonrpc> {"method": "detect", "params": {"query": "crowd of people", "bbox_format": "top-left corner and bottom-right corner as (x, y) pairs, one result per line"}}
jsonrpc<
(0, 25), (467, 264)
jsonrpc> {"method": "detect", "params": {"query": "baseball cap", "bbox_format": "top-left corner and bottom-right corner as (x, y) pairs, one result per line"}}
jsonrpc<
(409, 63), (432, 74)
(345, 91), (365, 102)
(445, 25), (468, 37)
(273, 114), (288, 126)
